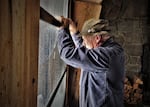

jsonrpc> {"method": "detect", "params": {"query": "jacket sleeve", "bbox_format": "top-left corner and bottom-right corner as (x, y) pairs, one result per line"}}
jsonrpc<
(71, 31), (83, 47)
(57, 29), (122, 70)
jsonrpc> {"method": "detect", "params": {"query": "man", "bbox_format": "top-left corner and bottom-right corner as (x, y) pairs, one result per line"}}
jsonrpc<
(57, 17), (125, 107)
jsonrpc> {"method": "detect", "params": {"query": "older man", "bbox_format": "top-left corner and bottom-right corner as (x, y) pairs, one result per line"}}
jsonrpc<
(57, 18), (125, 107)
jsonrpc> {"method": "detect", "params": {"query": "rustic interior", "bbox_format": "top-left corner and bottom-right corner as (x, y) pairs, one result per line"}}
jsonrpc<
(0, 0), (150, 107)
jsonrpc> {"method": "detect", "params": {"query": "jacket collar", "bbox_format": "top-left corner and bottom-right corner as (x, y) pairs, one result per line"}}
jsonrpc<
(101, 37), (114, 47)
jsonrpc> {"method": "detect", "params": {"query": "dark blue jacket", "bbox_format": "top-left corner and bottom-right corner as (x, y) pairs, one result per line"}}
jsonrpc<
(57, 29), (125, 107)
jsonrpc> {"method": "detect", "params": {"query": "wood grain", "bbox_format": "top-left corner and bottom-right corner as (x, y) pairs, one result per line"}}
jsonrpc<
(40, 7), (62, 27)
(76, 0), (103, 4)
(0, 0), (39, 107)
(73, 1), (102, 31)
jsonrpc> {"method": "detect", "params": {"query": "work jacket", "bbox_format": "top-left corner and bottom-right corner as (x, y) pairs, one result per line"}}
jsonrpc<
(57, 29), (125, 107)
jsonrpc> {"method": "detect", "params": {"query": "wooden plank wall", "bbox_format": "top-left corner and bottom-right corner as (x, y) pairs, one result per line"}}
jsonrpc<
(0, 0), (39, 107)
(67, 0), (102, 107)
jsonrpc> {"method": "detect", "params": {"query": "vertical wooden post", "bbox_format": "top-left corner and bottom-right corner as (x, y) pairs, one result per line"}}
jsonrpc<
(0, 0), (39, 107)
(67, 1), (102, 107)
(0, 0), (12, 106)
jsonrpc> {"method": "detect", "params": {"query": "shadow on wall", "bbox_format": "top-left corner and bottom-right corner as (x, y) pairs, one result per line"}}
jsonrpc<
(147, 0), (150, 43)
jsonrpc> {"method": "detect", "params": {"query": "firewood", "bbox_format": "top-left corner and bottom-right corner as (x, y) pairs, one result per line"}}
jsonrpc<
(124, 75), (143, 104)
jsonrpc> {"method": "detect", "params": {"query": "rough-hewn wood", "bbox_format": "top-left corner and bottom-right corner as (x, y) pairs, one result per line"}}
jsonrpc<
(76, 0), (103, 4)
(0, 0), (39, 107)
(24, 0), (39, 106)
(40, 7), (62, 27)
(67, 66), (80, 107)
(73, 1), (102, 31)
(0, 0), (12, 106)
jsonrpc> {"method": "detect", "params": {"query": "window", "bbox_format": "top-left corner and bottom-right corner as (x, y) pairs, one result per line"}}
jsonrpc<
(38, 0), (69, 106)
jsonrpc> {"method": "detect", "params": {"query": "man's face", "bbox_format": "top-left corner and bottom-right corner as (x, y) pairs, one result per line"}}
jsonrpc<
(82, 35), (96, 49)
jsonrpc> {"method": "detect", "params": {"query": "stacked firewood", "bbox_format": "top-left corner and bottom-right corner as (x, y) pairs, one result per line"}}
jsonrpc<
(124, 75), (143, 104)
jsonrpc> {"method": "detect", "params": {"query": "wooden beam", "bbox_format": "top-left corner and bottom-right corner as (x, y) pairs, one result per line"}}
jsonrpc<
(76, 0), (103, 4)
(0, 0), (39, 106)
(0, 0), (12, 106)
(40, 7), (62, 27)
(73, 1), (102, 31)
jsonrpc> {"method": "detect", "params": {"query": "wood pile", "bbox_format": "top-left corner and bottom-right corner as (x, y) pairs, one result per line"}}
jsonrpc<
(124, 75), (143, 104)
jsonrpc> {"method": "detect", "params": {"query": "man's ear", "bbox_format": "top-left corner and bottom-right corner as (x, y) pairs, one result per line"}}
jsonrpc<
(95, 35), (101, 43)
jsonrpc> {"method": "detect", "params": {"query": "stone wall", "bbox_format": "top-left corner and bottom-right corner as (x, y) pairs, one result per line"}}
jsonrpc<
(101, 0), (150, 77)
(110, 18), (150, 76)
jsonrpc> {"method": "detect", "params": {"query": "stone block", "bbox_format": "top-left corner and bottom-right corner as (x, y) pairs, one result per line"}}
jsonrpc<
(124, 44), (143, 56)
(126, 64), (141, 73)
(114, 32), (125, 46)
(117, 20), (134, 32)
(124, 32), (144, 44)
(128, 56), (141, 65)
(122, 0), (149, 18)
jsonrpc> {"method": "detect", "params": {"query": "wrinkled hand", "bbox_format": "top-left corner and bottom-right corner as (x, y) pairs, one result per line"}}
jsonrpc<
(57, 16), (78, 35)
(57, 16), (70, 29)
(69, 19), (78, 35)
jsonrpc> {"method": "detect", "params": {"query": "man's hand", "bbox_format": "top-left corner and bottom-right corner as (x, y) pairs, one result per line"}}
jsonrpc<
(57, 16), (78, 35)
(57, 16), (70, 29)
(69, 19), (78, 35)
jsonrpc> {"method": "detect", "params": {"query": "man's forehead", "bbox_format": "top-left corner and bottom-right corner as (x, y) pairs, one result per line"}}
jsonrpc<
(82, 34), (93, 37)
(82, 35), (94, 40)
